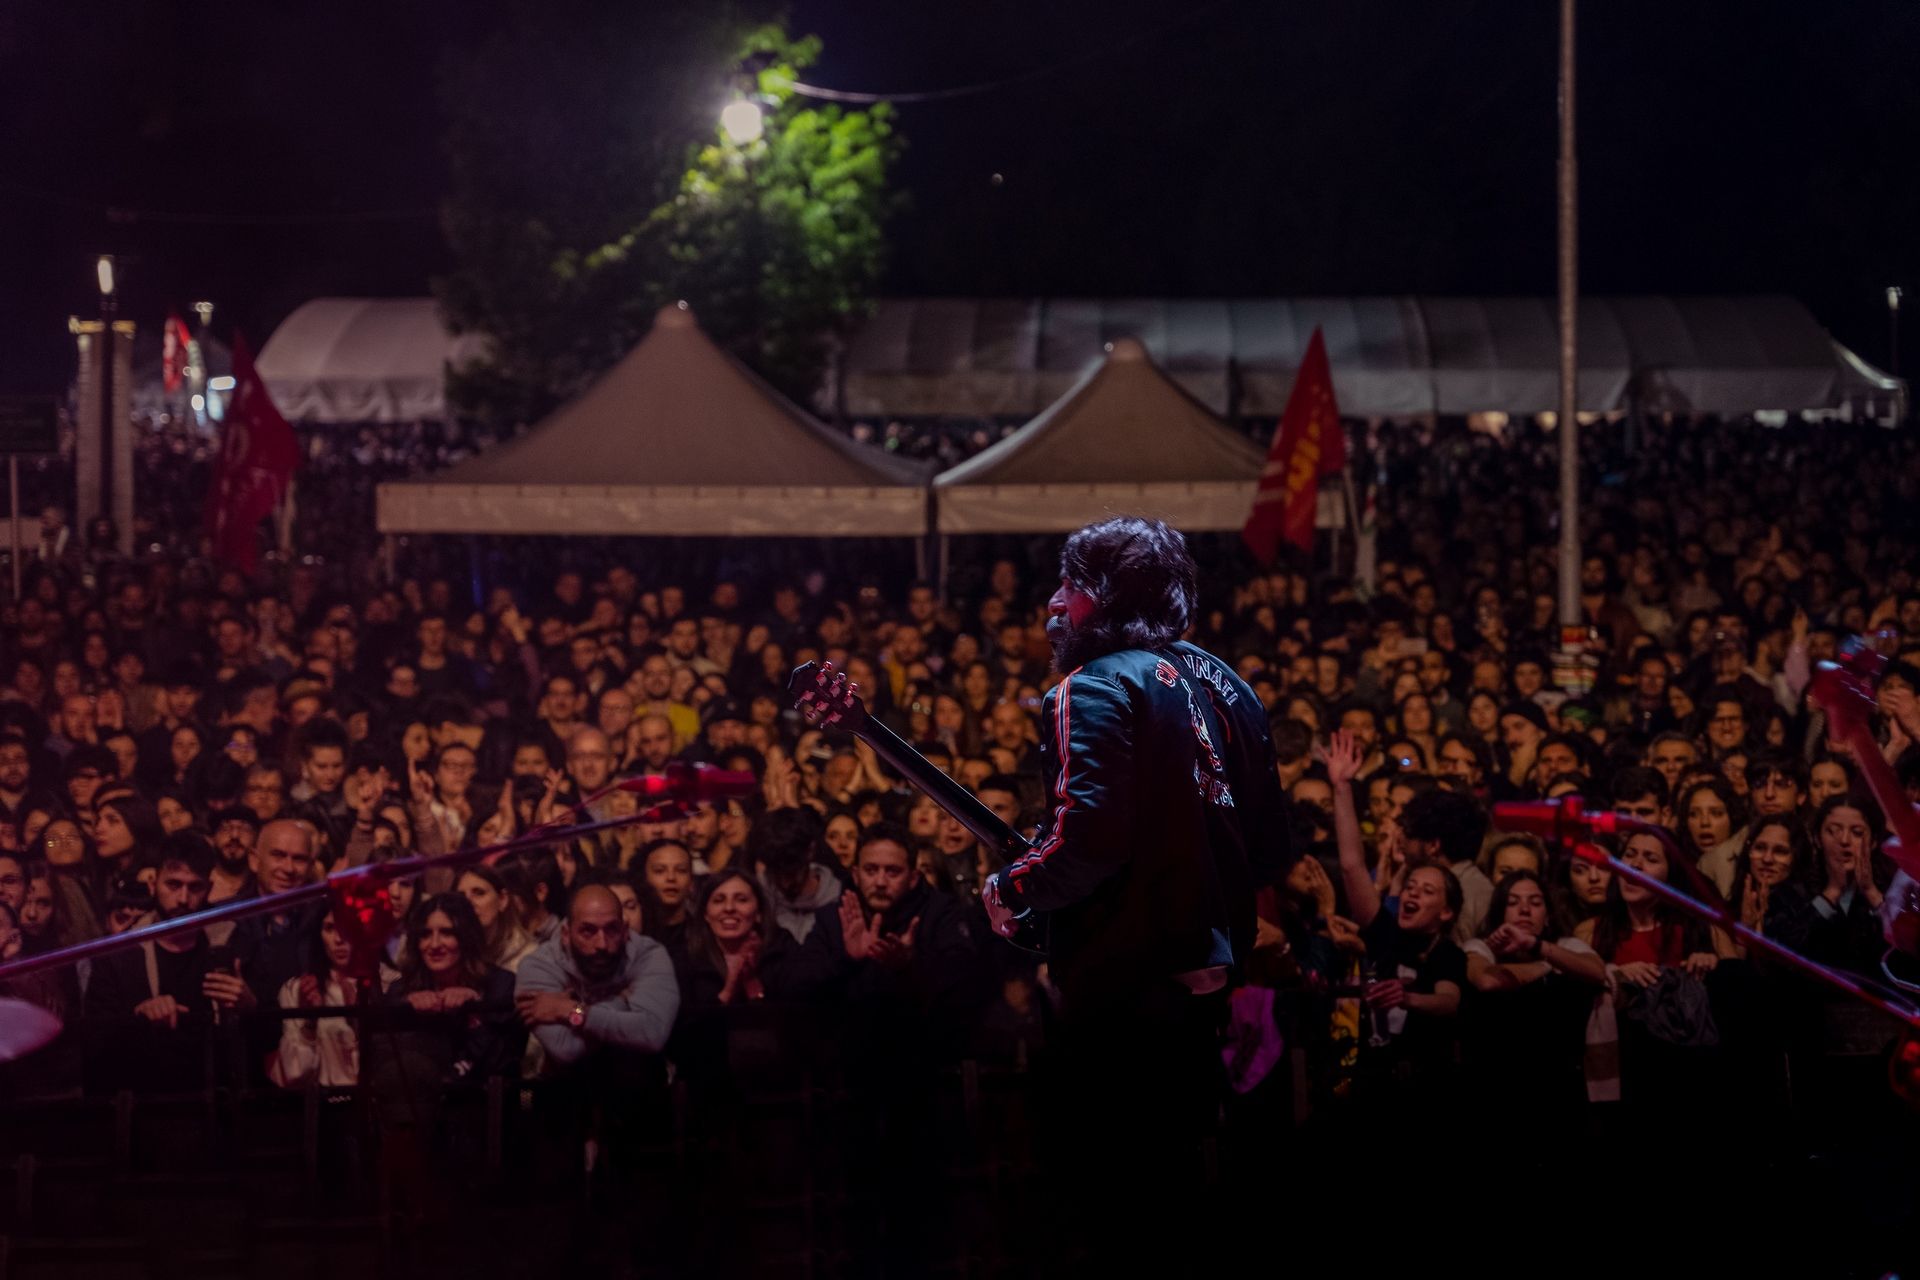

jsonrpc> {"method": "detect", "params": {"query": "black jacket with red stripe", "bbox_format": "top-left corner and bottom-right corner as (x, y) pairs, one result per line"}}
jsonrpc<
(991, 641), (1288, 1011)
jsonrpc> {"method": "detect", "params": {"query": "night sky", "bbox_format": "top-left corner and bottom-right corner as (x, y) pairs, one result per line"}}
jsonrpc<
(3, 0), (1917, 396)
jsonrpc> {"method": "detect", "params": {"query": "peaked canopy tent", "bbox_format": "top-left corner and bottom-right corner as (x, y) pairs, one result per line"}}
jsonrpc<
(933, 337), (1267, 534)
(257, 298), (489, 424)
(840, 296), (1904, 421)
(376, 304), (929, 537)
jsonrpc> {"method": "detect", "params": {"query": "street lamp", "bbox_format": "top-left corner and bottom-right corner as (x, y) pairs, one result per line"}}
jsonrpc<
(96, 255), (115, 298)
(720, 98), (764, 146)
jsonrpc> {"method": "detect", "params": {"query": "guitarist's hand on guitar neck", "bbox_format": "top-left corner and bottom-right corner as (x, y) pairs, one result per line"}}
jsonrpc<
(790, 660), (1050, 955)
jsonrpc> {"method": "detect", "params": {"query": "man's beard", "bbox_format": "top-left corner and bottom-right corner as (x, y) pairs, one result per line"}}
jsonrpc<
(576, 950), (621, 982)
(1047, 614), (1110, 674)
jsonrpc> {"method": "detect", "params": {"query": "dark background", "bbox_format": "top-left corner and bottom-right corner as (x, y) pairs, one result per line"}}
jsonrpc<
(2, 0), (1915, 394)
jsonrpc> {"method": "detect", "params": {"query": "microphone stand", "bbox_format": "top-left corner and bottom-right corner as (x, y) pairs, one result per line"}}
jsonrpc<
(1495, 796), (1920, 1029)
(0, 811), (658, 985)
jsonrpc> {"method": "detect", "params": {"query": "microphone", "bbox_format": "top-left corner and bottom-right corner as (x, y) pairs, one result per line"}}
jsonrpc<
(1491, 795), (1630, 849)
(615, 763), (758, 804)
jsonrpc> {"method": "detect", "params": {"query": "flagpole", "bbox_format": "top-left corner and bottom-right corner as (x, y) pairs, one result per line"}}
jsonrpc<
(1340, 461), (1366, 591)
(277, 474), (296, 558)
(1555, 0), (1581, 629)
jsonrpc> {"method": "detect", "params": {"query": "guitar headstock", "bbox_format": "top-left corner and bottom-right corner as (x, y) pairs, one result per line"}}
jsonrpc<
(1808, 641), (1889, 740)
(789, 661), (872, 733)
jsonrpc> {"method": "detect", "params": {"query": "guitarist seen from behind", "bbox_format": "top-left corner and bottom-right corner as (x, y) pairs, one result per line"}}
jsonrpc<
(979, 515), (1288, 1267)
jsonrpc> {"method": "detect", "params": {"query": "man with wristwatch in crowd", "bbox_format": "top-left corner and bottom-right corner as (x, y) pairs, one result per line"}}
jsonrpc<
(513, 883), (679, 1067)
(513, 884), (681, 1180)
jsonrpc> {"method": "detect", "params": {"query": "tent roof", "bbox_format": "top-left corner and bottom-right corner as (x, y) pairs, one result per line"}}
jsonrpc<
(258, 298), (487, 423)
(377, 304), (927, 537)
(842, 296), (1904, 420)
(933, 337), (1267, 534)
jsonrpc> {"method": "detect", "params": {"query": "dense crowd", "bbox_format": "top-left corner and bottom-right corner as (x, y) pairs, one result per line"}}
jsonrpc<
(1, 415), (1919, 1263)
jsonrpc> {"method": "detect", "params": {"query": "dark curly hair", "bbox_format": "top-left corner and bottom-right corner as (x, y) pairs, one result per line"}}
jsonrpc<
(1053, 516), (1198, 669)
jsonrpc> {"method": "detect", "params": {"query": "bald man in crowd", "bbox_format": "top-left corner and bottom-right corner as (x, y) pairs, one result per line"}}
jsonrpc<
(514, 884), (679, 1068)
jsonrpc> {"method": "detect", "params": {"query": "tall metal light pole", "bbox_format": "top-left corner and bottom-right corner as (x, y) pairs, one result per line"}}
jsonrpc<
(1889, 286), (1903, 381)
(1556, 0), (1581, 628)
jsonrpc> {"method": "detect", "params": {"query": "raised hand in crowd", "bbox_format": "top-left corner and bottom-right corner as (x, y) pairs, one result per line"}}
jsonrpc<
(534, 768), (567, 827)
(1315, 727), (1364, 789)
(348, 766), (391, 822)
(762, 747), (802, 812)
(1294, 856), (1337, 920)
(407, 758), (436, 810)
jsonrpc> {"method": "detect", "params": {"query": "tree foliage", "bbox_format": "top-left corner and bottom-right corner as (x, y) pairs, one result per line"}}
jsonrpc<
(435, 7), (900, 426)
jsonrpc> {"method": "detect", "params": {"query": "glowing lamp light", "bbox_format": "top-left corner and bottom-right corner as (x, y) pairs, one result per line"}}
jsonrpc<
(720, 98), (764, 145)
(208, 376), (236, 392)
(96, 255), (115, 298)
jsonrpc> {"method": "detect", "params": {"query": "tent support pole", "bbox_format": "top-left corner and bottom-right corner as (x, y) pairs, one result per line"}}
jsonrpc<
(937, 535), (950, 600)
(467, 536), (484, 610)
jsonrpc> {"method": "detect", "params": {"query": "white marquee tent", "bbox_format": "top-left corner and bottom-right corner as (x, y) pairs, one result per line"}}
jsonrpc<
(841, 295), (1905, 421)
(257, 298), (488, 423)
(933, 337), (1266, 533)
(375, 304), (929, 537)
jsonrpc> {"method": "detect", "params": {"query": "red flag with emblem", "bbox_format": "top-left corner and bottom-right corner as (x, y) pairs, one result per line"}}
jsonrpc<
(1241, 326), (1344, 564)
(204, 332), (299, 573)
(161, 313), (194, 393)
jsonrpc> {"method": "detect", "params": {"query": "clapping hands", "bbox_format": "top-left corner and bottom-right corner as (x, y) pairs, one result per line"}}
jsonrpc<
(839, 890), (918, 967)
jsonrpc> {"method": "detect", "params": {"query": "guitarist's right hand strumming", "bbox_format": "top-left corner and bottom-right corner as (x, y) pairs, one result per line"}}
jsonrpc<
(790, 661), (1049, 954)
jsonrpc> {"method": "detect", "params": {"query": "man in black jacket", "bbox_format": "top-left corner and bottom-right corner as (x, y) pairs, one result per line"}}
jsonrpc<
(774, 821), (983, 1065)
(980, 516), (1288, 1271)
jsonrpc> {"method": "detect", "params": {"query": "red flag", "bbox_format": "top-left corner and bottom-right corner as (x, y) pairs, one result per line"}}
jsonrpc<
(1242, 326), (1345, 564)
(205, 332), (299, 573)
(161, 313), (193, 393)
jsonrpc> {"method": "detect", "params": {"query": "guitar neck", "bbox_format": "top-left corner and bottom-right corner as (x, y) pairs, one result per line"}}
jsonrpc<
(853, 715), (1032, 859)
(1829, 718), (1920, 855)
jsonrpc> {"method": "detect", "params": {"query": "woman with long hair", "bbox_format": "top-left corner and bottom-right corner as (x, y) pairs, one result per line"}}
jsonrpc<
(382, 893), (523, 1082)
(1466, 871), (1606, 992)
(1575, 832), (1723, 1116)
(1465, 690), (1503, 747)
(37, 816), (105, 936)
(1722, 818), (1812, 956)
(1393, 691), (1439, 768)
(1674, 775), (1747, 897)
(1787, 794), (1888, 976)
(1461, 870), (1606, 1116)
(270, 912), (363, 1088)
(1578, 833), (1720, 979)
(456, 865), (537, 973)
(680, 869), (782, 1010)
(92, 792), (162, 886)
(1550, 846), (1611, 930)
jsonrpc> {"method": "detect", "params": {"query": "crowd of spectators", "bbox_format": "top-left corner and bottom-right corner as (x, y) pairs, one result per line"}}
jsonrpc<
(2, 414), (1920, 1262)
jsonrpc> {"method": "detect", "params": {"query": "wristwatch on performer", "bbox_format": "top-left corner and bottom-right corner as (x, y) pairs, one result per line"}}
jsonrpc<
(568, 1002), (587, 1029)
